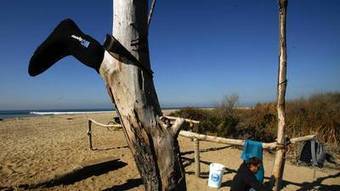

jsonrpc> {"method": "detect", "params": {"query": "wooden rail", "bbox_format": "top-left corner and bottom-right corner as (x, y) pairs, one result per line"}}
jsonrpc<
(87, 119), (121, 150)
(179, 131), (316, 150)
(179, 130), (315, 177)
(164, 115), (200, 124)
(86, 117), (316, 177)
(89, 118), (122, 128)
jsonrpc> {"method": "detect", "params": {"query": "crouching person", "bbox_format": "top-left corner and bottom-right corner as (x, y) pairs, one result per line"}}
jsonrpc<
(230, 157), (266, 191)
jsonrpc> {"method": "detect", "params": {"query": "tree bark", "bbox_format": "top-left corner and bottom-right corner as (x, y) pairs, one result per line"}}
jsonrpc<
(99, 0), (186, 190)
(272, 0), (288, 190)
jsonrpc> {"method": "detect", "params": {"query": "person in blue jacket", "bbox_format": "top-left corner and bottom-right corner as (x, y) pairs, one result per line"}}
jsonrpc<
(230, 157), (267, 191)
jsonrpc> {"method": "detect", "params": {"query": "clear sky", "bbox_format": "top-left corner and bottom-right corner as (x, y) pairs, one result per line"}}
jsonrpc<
(0, 0), (339, 110)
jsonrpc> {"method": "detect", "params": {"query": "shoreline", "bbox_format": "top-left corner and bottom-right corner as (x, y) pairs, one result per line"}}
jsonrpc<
(0, 107), (216, 120)
(0, 108), (172, 120)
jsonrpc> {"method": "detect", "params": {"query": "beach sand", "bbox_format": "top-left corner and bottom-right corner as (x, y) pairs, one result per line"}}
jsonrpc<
(0, 111), (339, 190)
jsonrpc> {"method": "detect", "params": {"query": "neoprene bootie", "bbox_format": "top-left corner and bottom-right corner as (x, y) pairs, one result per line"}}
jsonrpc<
(29, 18), (104, 76)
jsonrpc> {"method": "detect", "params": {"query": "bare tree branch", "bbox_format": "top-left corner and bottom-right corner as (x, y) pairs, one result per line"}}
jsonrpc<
(171, 117), (185, 136)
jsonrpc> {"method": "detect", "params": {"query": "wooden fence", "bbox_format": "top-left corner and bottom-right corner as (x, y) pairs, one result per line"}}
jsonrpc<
(86, 117), (316, 177)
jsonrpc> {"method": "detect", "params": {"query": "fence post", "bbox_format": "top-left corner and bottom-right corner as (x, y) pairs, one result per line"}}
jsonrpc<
(272, 0), (288, 189)
(194, 138), (200, 177)
(87, 120), (93, 150)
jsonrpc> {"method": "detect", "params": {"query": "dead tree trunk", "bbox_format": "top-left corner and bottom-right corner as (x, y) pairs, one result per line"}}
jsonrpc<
(99, 0), (186, 190)
(271, 0), (288, 190)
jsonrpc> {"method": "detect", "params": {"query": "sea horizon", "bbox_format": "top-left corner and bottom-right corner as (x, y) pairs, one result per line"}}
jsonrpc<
(0, 106), (215, 119)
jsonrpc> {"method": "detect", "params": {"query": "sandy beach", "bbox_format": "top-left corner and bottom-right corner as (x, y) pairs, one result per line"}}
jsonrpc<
(0, 111), (339, 191)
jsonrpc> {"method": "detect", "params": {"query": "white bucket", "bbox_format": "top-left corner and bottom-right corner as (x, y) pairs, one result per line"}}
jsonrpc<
(208, 163), (225, 188)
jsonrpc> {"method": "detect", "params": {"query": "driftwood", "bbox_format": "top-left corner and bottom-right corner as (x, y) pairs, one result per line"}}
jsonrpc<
(32, 157), (121, 189)
(165, 116), (200, 124)
(179, 131), (315, 149)
(290, 135), (316, 144)
(88, 118), (122, 128)
(87, 119), (122, 150)
(88, 120), (93, 150)
(272, 0), (288, 190)
(180, 131), (248, 146)
(86, 118), (315, 179)
(179, 131), (315, 177)
(86, 121), (316, 150)
(194, 138), (200, 177)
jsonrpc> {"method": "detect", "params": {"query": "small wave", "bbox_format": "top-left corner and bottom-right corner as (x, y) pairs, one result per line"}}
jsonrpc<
(29, 111), (113, 115)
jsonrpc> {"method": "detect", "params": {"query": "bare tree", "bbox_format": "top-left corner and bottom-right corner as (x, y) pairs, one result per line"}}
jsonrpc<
(219, 94), (239, 115)
(98, 0), (187, 190)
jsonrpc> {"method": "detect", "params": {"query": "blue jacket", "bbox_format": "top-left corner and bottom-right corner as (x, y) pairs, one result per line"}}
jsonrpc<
(241, 140), (264, 183)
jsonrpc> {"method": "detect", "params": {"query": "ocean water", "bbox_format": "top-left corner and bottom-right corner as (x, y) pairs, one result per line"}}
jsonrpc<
(0, 109), (115, 119)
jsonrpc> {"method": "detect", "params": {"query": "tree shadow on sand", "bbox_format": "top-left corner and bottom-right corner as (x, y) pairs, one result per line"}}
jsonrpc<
(181, 156), (211, 168)
(181, 145), (231, 156)
(181, 145), (231, 168)
(182, 155), (237, 179)
(102, 178), (143, 191)
(92, 145), (129, 151)
(11, 158), (127, 190)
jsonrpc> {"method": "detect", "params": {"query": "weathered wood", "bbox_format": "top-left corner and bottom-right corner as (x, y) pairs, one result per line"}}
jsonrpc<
(88, 117), (314, 149)
(179, 131), (276, 149)
(180, 130), (246, 146)
(87, 119), (122, 150)
(165, 115), (200, 124)
(87, 120), (93, 150)
(179, 131), (315, 149)
(290, 135), (315, 144)
(98, 1), (186, 190)
(87, 118), (315, 152)
(194, 138), (200, 177)
(272, 0), (288, 190)
(88, 119), (122, 128)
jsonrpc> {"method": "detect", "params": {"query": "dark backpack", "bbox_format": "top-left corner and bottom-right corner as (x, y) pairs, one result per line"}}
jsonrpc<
(298, 139), (326, 167)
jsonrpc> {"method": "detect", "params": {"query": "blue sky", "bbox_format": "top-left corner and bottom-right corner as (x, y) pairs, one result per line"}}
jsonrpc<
(0, 0), (339, 110)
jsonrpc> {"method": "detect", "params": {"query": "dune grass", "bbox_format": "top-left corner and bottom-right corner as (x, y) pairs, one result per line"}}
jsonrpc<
(170, 92), (340, 154)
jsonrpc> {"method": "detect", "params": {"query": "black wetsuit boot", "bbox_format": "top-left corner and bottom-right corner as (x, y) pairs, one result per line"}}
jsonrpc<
(29, 18), (104, 76)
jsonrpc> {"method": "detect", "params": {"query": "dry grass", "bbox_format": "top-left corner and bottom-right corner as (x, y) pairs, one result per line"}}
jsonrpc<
(171, 92), (340, 155)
